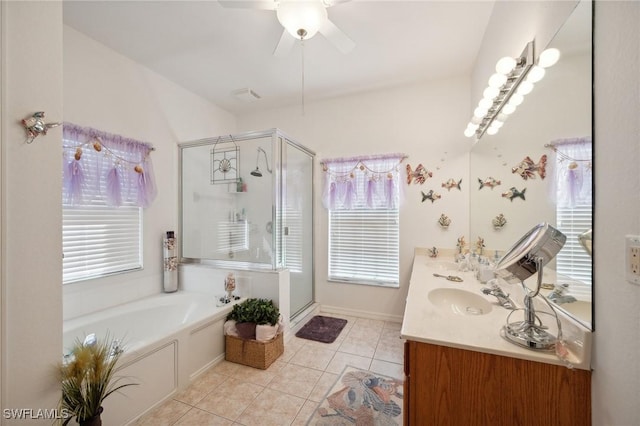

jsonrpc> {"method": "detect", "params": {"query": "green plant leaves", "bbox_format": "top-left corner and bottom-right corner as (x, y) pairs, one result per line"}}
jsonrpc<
(226, 298), (280, 326)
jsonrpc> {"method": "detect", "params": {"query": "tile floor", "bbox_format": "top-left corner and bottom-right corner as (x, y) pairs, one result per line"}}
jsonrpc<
(134, 313), (405, 426)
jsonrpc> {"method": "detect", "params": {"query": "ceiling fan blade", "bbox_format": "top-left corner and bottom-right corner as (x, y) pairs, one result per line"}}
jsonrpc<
(273, 29), (296, 57)
(319, 19), (355, 54)
(218, 0), (277, 10)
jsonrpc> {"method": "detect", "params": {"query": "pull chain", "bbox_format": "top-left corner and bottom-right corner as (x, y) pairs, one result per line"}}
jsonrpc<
(301, 37), (306, 116)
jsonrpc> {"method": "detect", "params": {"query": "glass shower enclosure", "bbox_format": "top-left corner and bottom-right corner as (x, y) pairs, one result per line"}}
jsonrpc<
(179, 129), (314, 318)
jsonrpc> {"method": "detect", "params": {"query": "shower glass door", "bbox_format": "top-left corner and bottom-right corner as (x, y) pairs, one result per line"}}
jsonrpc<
(283, 140), (314, 318)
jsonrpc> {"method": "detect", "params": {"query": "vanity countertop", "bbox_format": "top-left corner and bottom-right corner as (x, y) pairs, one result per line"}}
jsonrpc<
(400, 251), (592, 370)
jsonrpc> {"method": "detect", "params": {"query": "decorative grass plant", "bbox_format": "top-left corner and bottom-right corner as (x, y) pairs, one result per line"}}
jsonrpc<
(58, 334), (136, 425)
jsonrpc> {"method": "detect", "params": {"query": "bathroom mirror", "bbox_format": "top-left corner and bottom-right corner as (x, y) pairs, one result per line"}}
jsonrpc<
(470, 1), (593, 329)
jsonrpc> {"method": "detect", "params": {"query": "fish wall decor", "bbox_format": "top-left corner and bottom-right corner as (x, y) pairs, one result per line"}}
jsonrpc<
(406, 163), (432, 185)
(501, 187), (527, 202)
(441, 178), (462, 191)
(421, 190), (441, 203)
(512, 155), (547, 180)
(478, 177), (501, 190)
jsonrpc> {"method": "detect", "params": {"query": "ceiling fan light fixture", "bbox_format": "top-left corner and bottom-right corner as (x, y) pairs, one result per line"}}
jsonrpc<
(277, 0), (328, 40)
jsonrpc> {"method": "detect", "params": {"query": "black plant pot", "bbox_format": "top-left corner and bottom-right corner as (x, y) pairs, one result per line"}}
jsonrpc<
(79, 407), (103, 426)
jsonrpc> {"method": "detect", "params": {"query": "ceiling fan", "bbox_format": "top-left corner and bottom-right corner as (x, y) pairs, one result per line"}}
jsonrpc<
(219, 0), (355, 57)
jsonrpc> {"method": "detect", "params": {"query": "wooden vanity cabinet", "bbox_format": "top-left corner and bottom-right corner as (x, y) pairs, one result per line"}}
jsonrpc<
(403, 340), (591, 426)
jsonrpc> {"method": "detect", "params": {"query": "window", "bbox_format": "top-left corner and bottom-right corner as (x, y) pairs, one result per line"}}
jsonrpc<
(552, 137), (592, 286)
(556, 204), (592, 285)
(63, 197), (142, 283)
(322, 154), (404, 287)
(62, 123), (156, 283)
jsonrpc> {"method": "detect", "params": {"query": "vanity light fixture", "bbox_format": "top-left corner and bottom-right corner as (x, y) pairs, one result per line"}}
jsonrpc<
(464, 42), (561, 140)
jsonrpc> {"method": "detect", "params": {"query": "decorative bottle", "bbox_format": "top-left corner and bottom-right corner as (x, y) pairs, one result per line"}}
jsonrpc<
(163, 231), (178, 293)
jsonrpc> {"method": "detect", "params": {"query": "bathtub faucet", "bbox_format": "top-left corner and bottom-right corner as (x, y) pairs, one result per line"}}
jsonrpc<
(110, 339), (123, 357)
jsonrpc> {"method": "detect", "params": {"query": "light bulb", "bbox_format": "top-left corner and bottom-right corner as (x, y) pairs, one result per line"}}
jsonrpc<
(507, 93), (524, 107)
(471, 116), (482, 125)
(277, 0), (328, 40)
(467, 122), (479, 131)
(483, 86), (500, 100)
(479, 98), (493, 109)
(501, 104), (516, 115)
(487, 126), (499, 136)
(539, 48), (561, 68)
(488, 73), (507, 88)
(516, 81), (534, 95)
(492, 120), (504, 129)
(495, 56), (516, 75)
(464, 127), (476, 138)
(497, 113), (508, 122)
(474, 106), (489, 118)
(526, 66), (546, 83)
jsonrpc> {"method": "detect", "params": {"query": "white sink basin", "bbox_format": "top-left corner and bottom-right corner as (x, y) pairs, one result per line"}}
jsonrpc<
(427, 261), (459, 271)
(428, 288), (493, 316)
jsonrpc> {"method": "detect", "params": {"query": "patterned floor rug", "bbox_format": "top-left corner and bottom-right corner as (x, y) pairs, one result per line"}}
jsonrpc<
(296, 315), (348, 344)
(306, 366), (404, 425)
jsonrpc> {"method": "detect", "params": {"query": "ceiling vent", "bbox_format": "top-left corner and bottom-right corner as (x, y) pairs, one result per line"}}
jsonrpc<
(232, 88), (261, 103)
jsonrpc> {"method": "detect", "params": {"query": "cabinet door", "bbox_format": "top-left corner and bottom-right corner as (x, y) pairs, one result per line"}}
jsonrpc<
(406, 341), (591, 426)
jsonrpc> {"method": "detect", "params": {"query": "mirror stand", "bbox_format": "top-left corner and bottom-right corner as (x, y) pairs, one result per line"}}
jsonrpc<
(502, 257), (556, 350)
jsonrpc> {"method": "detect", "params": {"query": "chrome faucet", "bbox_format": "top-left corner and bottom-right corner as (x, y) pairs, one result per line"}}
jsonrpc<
(481, 281), (516, 310)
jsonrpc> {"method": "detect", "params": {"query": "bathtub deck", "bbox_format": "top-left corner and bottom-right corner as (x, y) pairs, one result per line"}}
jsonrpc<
(133, 312), (405, 425)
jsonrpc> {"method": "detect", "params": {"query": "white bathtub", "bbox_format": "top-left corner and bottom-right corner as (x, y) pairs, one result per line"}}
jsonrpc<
(63, 291), (241, 425)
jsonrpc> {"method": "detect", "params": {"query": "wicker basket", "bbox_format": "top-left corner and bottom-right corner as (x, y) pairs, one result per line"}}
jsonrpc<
(225, 332), (284, 369)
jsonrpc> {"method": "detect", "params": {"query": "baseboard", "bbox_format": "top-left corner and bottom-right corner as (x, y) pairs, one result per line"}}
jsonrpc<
(319, 305), (404, 324)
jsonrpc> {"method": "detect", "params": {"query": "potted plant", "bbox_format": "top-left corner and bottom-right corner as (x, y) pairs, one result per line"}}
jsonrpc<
(226, 298), (280, 341)
(58, 334), (137, 426)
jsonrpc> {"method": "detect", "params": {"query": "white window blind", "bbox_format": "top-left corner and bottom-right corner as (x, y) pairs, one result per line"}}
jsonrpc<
(556, 204), (592, 286)
(329, 208), (399, 286)
(323, 153), (404, 287)
(63, 199), (142, 283)
(62, 127), (147, 284)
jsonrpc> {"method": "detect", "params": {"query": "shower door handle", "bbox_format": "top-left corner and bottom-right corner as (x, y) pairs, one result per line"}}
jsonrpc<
(284, 227), (289, 236)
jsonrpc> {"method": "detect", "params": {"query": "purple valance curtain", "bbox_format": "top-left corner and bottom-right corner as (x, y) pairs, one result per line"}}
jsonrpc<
(62, 123), (157, 208)
(548, 136), (592, 208)
(321, 153), (406, 210)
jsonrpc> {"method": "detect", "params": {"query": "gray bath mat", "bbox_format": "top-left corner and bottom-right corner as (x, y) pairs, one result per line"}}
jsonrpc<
(295, 315), (347, 344)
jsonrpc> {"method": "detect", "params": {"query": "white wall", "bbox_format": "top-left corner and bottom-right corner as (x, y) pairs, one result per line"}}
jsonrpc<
(238, 78), (471, 320)
(1, 1), (63, 421)
(592, 2), (640, 424)
(63, 26), (237, 319)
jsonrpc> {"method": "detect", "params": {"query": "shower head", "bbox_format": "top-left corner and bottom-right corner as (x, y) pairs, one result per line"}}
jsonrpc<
(251, 147), (272, 177)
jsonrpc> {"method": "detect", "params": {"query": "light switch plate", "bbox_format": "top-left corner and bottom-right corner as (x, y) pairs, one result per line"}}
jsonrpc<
(625, 235), (640, 285)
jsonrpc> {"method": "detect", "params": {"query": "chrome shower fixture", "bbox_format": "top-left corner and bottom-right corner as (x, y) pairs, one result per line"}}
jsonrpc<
(251, 147), (272, 177)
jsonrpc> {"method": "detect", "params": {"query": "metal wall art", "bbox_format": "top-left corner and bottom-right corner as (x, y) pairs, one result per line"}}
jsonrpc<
(406, 163), (432, 184)
(475, 237), (485, 255)
(210, 136), (239, 184)
(501, 186), (526, 202)
(21, 111), (60, 144)
(492, 213), (508, 229)
(438, 214), (451, 229)
(512, 155), (547, 180)
(456, 236), (467, 254)
(478, 176), (502, 190)
(441, 178), (462, 191)
(421, 189), (441, 203)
